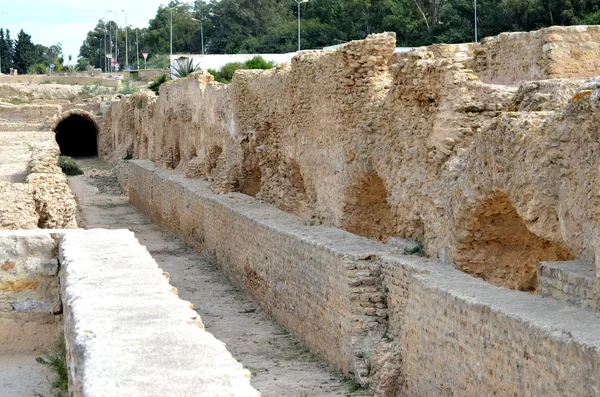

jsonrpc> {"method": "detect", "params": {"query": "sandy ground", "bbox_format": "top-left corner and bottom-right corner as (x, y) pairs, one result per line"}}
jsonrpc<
(0, 355), (54, 397)
(0, 82), (82, 103)
(68, 157), (365, 397)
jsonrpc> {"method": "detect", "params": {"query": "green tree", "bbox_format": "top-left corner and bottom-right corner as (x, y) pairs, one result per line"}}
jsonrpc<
(0, 28), (13, 74)
(13, 30), (37, 74)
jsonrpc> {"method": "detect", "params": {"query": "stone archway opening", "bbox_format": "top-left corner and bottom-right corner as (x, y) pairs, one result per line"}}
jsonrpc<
(452, 193), (575, 292)
(53, 114), (99, 157)
(340, 171), (395, 242)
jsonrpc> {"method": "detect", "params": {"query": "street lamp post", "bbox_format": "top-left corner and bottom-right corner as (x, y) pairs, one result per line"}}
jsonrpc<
(101, 18), (108, 72)
(121, 10), (128, 68)
(294, 0), (309, 52)
(108, 24), (112, 71)
(130, 25), (139, 70)
(107, 10), (118, 67)
(164, 4), (186, 58)
(474, 0), (478, 42)
(193, 13), (219, 55)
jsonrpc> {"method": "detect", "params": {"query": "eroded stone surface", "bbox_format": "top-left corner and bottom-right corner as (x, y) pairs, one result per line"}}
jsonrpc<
(59, 229), (259, 397)
(105, 27), (600, 294)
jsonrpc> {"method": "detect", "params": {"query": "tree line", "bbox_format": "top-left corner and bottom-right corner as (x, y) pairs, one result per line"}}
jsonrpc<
(6, 0), (598, 73)
(0, 28), (68, 75)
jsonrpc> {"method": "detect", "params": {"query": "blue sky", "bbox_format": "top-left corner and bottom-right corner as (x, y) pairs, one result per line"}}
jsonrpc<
(0, 0), (171, 64)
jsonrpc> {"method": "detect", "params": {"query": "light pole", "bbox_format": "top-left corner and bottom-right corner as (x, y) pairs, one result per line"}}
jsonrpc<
(164, 4), (186, 59)
(474, 0), (478, 42)
(108, 23), (112, 71)
(130, 25), (139, 70)
(0, 12), (7, 75)
(107, 10), (118, 67)
(121, 10), (128, 69)
(101, 18), (108, 72)
(193, 13), (218, 55)
(294, 0), (309, 52)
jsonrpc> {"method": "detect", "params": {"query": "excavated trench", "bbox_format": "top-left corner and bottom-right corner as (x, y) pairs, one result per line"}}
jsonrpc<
(67, 157), (359, 397)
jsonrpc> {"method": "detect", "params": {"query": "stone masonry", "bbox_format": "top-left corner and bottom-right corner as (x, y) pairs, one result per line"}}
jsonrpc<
(104, 25), (600, 395)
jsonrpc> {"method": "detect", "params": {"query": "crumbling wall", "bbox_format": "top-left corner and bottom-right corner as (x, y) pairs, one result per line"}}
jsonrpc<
(471, 25), (600, 84)
(104, 25), (600, 394)
(0, 230), (62, 354)
(118, 160), (600, 396)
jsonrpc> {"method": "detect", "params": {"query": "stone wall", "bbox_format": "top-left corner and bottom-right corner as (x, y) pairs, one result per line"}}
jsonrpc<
(538, 260), (596, 310)
(59, 228), (258, 396)
(472, 25), (600, 84)
(117, 160), (389, 380)
(0, 230), (62, 354)
(0, 75), (120, 87)
(105, 26), (600, 295)
(118, 160), (600, 396)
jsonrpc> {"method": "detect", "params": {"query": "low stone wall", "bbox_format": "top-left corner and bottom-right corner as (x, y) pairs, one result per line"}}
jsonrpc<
(0, 103), (61, 123)
(118, 160), (600, 395)
(538, 260), (596, 310)
(117, 160), (389, 379)
(0, 75), (120, 87)
(0, 230), (62, 354)
(59, 228), (258, 396)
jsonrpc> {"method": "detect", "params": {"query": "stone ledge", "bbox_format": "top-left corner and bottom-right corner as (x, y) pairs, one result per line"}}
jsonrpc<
(59, 229), (258, 397)
(538, 260), (596, 310)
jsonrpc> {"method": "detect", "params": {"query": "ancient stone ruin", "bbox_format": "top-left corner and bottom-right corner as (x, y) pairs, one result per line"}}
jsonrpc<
(2, 25), (600, 396)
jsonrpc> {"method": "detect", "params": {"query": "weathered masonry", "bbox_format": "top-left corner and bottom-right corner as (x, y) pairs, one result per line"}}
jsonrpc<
(0, 229), (258, 397)
(104, 25), (600, 395)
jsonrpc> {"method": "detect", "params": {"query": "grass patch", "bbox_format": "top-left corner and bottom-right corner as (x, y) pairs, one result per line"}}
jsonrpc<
(8, 97), (30, 105)
(347, 377), (365, 393)
(36, 335), (68, 397)
(58, 156), (83, 176)
(403, 240), (425, 256)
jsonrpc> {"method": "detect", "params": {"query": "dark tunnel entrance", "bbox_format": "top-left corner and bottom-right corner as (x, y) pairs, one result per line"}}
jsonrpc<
(54, 114), (99, 157)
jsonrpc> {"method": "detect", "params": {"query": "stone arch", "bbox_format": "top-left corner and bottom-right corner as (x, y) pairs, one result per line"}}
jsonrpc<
(451, 193), (575, 292)
(339, 170), (395, 242)
(52, 109), (99, 157)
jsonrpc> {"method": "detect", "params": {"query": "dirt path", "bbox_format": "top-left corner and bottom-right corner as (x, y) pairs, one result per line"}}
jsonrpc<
(0, 355), (54, 397)
(68, 157), (363, 397)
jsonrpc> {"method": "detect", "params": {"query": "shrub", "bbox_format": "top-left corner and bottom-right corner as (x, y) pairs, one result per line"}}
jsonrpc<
(244, 56), (275, 70)
(208, 56), (275, 84)
(147, 54), (170, 70)
(170, 58), (202, 79)
(58, 156), (83, 176)
(27, 63), (48, 75)
(36, 335), (68, 396)
(148, 74), (169, 96)
(119, 78), (137, 95)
